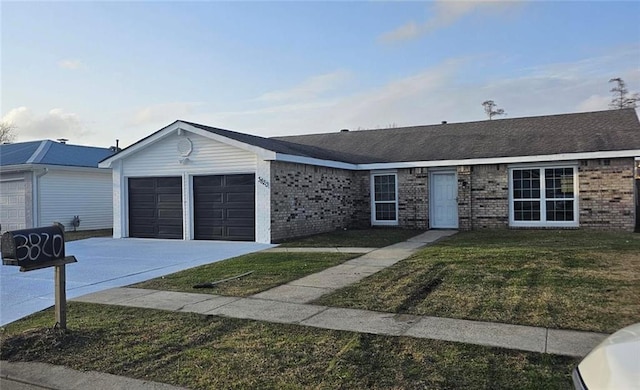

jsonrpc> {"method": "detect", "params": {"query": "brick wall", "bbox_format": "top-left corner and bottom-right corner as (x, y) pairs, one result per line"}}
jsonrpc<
(458, 159), (636, 231)
(579, 158), (636, 231)
(467, 164), (509, 230)
(270, 158), (636, 241)
(270, 161), (368, 242)
(457, 166), (471, 230)
(397, 168), (429, 229)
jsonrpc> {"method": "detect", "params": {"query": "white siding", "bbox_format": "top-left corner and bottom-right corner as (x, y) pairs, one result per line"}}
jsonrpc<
(39, 169), (113, 231)
(112, 160), (125, 238)
(122, 132), (257, 177)
(255, 159), (271, 243)
(0, 172), (28, 232)
(112, 130), (264, 240)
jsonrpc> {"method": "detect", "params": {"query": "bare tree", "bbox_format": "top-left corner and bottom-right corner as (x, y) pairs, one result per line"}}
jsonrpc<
(609, 78), (639, 109)
(482, 100), (506, 120)
(0, 122), (16, 143)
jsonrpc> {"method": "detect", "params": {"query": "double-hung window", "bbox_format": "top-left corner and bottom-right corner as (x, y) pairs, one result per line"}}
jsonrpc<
(510, 166), (578, 227)
(371, 173), (398, 225)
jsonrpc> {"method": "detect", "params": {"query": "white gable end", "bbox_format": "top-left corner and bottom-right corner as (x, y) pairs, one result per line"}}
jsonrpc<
(122, 131), (257, 177)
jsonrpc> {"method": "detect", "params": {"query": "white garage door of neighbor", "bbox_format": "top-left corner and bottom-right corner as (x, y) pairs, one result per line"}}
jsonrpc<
(0, 179), (27, 232)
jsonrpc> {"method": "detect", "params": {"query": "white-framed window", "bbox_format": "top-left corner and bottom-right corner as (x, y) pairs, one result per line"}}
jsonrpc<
(371, 172), (398, 225)
(509, 165), (579, 227)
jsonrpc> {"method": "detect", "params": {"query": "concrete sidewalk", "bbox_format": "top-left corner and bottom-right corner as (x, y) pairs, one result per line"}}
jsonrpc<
(73, 287), (608, 357)
(0, 360), (187, 390)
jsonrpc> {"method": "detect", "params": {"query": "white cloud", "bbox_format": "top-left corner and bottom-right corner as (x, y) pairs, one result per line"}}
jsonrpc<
(129, 102), (204, 127)
(191, 60), (463, 136)
(186, 50), (638, 139)
(1, 107), (91, 143)
(8, 48), (634, 149)
(58, 59), (84, 70)
(379, 21), (421, 44)
(577, 95), (610, 112)
(379, 0), (524, 44)
(255, 70), (351, 103)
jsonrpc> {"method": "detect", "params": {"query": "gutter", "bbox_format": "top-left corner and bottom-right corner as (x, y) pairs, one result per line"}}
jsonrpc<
(33, 168), (49, 228)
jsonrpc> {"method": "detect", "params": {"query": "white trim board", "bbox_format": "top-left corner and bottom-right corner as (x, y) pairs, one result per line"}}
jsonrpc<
(357, 150), (640, 171)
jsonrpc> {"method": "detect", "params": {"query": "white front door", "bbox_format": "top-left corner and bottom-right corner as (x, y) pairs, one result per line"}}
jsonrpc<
(431, 172), (458, 228)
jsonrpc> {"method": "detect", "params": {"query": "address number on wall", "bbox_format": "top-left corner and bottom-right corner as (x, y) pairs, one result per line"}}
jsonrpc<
(258, 176), (270, 188)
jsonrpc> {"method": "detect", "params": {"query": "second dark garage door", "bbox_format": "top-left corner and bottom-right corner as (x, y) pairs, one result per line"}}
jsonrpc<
(193, 174), (255, 241)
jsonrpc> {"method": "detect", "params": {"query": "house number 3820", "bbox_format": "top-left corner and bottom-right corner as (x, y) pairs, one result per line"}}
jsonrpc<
(14, 232), (64, 261)
(258, 176), (270, 188)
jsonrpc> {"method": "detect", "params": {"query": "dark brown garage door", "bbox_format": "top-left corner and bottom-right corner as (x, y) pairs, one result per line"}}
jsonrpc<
(194, 174), (255, 241)
(128, 177), (183, 239)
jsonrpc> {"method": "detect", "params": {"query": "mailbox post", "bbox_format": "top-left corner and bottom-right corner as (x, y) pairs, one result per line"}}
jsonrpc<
(1, 224), (77, 329)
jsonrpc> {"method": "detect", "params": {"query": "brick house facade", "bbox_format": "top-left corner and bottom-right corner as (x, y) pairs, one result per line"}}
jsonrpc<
(101, 109), (640, 243)
(268, 157), (636, 242)
(270, 162), (368, 242)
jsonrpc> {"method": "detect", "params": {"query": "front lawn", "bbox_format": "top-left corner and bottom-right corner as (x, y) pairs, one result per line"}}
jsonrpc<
(278, 228), (425, 247)
(1, 303), (578, 390)
(132, 252), (357, 296)
(316, 230), (640, 333)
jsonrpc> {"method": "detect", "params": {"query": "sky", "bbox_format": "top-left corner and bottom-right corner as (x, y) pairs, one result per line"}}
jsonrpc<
(1, 1), (639, 149)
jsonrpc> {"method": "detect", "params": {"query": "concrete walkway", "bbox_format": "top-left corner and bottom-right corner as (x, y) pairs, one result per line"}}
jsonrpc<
(3, 230), (608, 389)
(253, 231), (454, 303)
(1, 361), (187, 390)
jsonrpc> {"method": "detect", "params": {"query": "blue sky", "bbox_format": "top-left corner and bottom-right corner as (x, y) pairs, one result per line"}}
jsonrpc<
(2, 1), (639, 148)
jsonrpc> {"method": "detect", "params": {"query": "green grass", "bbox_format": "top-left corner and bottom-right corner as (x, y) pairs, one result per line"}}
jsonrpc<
(278, 228), (425, 247)
(316, 230), (640, 333)
(132, 252), (357, 296)
(1, 303), (578, 390)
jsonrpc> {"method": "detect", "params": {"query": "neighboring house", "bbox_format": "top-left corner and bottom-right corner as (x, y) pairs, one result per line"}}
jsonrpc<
(0, 140), (115, 233)
(636, 158), (640, 231)
(99, 109), (640, 243)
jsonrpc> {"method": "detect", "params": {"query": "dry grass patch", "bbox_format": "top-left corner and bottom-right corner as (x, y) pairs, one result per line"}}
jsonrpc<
(132, 252), (357, 296)
(278, 228), (425, 247)
(1, 303), (578, 389)
(316, 230), (640, 333)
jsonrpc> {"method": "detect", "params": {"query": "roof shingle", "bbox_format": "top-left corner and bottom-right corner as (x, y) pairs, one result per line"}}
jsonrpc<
(273, 109), (640, 164)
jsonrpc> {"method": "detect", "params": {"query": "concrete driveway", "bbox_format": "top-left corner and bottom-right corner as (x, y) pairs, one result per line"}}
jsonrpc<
(0, 237), (272, 326)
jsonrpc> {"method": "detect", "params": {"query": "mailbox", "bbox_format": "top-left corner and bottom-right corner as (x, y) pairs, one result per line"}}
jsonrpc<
(2, 224), (76, 329)
(2, 225), (66, 267)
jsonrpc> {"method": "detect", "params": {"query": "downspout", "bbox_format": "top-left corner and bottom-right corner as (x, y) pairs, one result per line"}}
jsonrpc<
(33, 167), (49, 227)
